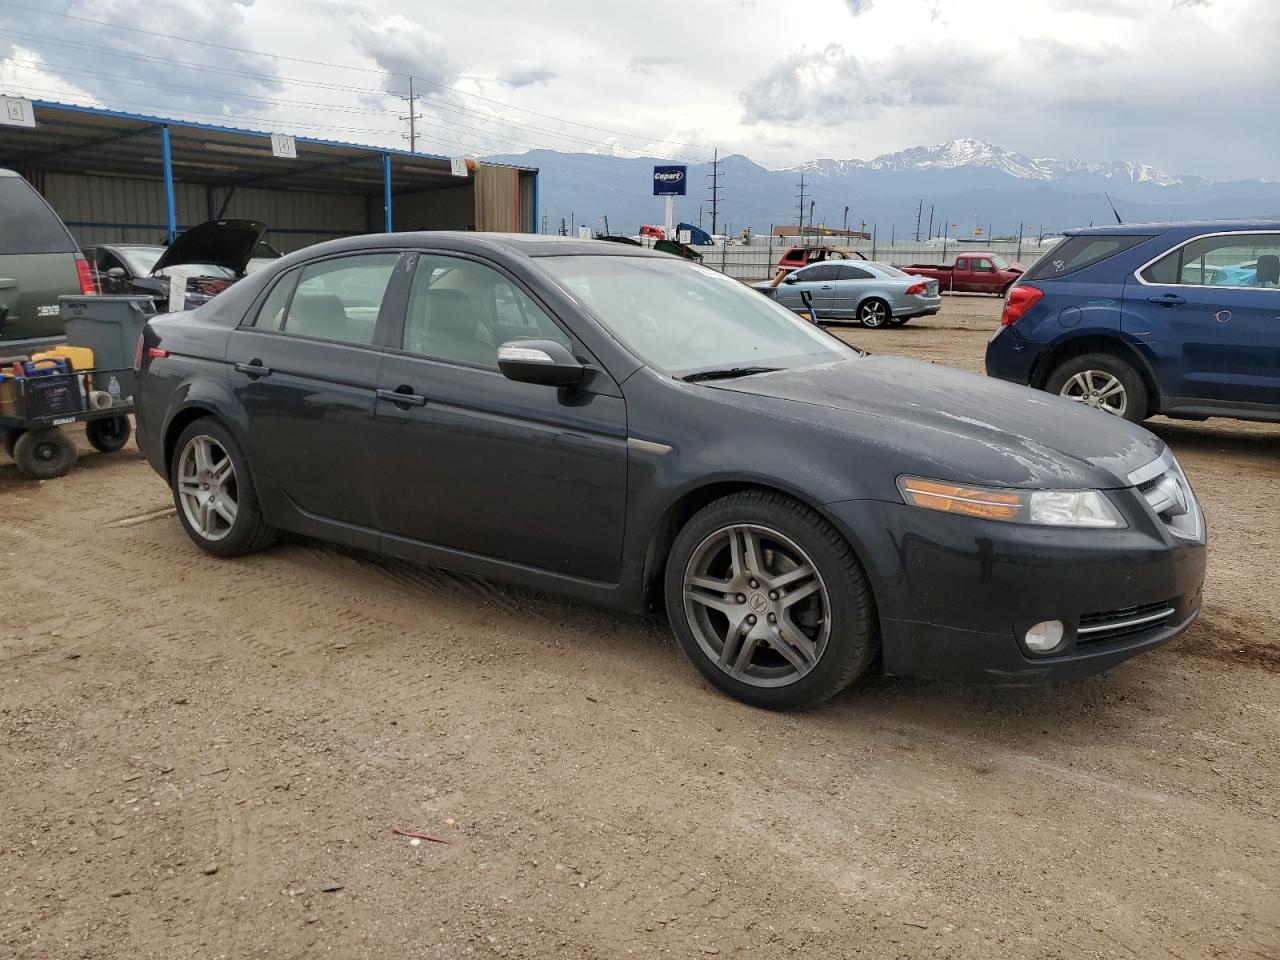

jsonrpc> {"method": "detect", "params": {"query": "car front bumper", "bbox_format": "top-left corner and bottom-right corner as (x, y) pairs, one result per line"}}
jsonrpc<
(824, 497), (1206, 684)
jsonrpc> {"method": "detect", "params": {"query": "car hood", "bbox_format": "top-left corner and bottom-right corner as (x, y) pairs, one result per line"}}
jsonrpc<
(151, 219), (267, 277)
(706, 355), (1164, 490)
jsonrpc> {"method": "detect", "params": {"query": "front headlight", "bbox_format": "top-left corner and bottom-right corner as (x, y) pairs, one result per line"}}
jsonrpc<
(897, 477), (1126, 529)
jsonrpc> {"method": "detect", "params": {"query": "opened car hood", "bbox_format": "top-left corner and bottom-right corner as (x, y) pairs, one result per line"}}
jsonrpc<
(709, 356), (1165, 489)
(151, 219), (267, 277)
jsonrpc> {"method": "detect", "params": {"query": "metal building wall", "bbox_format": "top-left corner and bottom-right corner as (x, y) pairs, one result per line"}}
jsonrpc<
(391, 184), (475, 232)
(40, 171), (373, 252)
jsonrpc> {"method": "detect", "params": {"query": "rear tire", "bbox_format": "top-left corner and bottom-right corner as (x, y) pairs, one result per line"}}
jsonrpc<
(856, 298), (891, 328)
(12, 427), (77, 480)
(1045, 353), (1149, 423)
(170, 418), (277, 557)
(85, 416), (132, 453)
(664, 490), (877, 710)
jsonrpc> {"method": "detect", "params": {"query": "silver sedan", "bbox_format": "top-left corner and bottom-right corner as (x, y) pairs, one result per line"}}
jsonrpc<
(754, 260), (942, 327)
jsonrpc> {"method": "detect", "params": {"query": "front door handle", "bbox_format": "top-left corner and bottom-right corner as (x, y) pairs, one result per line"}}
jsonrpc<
(1147, 293), (1186, 307)
(234, 360), (273, 377)
(819, 284), (833, 290)
(376, 386), (428, 409)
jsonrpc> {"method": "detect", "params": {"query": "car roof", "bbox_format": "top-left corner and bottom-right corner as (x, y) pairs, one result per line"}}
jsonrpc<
(1068, 219), (1280, 238)
(294, 231), (667, 261)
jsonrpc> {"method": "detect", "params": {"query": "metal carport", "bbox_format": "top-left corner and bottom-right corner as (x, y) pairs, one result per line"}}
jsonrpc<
(0, 100), (538, 251)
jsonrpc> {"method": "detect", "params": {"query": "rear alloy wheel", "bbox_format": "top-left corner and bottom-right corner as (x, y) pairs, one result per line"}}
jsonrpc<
(857, 298), (891, 328)
(1046, 353), (1149, 423)
(171, 419), (277, 557)
(85, 416), (132, 453)
(12, 427), (76, 479)
(665, 491), (877, 709)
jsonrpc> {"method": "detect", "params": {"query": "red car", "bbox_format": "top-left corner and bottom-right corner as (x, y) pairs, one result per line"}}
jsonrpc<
(773, 245), (860, 278)
(902, 253), (1023, 295)
(639, 225), (667, 240)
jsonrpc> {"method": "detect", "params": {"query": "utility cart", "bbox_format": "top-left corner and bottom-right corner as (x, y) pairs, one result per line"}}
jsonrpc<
(0, 364), (134, 479)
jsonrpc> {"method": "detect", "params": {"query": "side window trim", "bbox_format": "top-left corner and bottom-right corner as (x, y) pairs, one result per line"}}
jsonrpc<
(1136, 230), (1280, 289)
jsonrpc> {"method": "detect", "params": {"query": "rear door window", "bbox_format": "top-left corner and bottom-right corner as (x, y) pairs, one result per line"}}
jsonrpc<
(0, 175), (77, 255)
(839, 265), (874, 280)
(1140, 233), (1280, 288)
(796, 264), (840, 282)
(1022, 235), (1151, 280)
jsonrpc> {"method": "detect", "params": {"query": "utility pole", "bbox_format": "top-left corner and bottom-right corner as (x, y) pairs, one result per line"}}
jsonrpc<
(914, 199), (923, 242)
(540, 211), (547, 235)
(808, 200), (815, 237)
(399, 75), (418, 153)
(570, 212), (575, 235)
(603, 214), (610, 236)
(707, 148), (722, 237)
(559, 217), (566, 236)
(927, 204), (934, 240)
(843, 205), (849, 233)
(795, 174), (807, 239)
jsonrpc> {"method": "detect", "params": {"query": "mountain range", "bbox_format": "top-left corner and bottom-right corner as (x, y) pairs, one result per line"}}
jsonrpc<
(485, 139), (1280, 238)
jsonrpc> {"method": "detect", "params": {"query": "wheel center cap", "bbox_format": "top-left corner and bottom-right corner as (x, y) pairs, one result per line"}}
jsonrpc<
(748, 592), (769, 614)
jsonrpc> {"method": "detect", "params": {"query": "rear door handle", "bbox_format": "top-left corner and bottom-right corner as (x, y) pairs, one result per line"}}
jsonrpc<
(234, 361), (273, 377)
(376, 386), (428, 408)
(1147, 294), (1186, 307)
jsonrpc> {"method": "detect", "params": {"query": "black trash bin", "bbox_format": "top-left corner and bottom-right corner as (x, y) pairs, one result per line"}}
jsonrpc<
(59, 295), (156, 402)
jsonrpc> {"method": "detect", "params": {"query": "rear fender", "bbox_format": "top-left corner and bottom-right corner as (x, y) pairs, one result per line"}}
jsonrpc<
(159, 377), (254, 479)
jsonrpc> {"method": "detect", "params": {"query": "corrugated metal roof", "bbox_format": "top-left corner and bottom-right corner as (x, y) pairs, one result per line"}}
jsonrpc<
(0, 100), (536, 197)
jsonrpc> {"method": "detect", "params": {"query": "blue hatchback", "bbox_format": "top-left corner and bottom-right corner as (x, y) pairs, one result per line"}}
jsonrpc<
(985, 221), (1280, 423)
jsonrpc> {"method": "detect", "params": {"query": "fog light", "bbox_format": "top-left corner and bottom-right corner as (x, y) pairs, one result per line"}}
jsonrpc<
(1025, 620), (1064, 653)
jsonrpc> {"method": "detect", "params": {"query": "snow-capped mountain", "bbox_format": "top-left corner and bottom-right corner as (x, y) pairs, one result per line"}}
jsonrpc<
(486, 141), (1280, 238)
(787, 138), (1194, 187)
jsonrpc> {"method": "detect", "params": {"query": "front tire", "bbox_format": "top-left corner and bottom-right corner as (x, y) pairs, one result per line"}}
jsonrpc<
(857, 298), (891, 328)
(664, 491), (877, 709)
(170, 418), (277, 557)
(1045, 353), (1149, 423)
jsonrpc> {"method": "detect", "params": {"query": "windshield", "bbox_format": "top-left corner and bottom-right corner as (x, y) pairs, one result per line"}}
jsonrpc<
(117, 246), (233, 279)
(540, 255), (856, 376)
(989, 255), (1010, 270)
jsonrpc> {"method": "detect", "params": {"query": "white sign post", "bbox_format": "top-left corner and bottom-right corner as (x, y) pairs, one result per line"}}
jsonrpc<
(578, 226), (592, 240)
(270, 133), (297, 159)
(664, 196), (674, 241)
(678, 229), (692, 245)
(450, 157), (470, 177)
(0, 97), (35, 128)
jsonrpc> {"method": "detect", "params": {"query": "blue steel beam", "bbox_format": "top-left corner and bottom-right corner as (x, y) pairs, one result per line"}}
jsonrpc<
(161, 124), (177, 243)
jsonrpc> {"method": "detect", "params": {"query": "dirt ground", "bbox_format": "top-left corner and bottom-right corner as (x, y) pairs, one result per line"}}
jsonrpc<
(3, 295), (1278, 960)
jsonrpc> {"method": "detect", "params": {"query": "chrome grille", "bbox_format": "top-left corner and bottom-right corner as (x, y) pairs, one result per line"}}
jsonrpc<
(1127, 450), (1204, 542)
(1077, 599), (1176, 646)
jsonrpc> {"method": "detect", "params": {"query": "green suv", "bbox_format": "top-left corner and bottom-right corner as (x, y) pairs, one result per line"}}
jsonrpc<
(0, 169), (94, 355)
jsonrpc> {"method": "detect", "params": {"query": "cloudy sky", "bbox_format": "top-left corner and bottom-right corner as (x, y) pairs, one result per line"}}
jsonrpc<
(0, 0), (1271, 181)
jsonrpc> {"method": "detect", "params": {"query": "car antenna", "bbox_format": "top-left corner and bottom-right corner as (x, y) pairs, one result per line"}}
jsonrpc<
(1104, 192), (1124, 225)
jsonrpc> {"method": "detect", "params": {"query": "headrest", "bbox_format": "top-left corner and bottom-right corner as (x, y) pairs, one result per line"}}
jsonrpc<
(425, 289), (477, 340)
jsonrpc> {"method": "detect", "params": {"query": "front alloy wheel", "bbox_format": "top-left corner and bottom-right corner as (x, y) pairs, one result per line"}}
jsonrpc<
(683, 524), (830, 687)
(665, 491), (877, 709)
(1058, 369), (1128, 417)
(177, 434), (238, 541)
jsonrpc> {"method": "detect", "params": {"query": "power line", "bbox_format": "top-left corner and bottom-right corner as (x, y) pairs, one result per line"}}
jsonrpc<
(0, 36), (711, 162)
(0, 4), (713, 149)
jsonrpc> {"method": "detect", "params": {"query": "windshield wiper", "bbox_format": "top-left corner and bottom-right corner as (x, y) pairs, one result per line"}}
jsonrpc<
(679, 366), (781, 383)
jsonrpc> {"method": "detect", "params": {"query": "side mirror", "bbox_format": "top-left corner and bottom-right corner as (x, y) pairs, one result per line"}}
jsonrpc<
(782, 273), (797, 284)
(497, 339), (585, 387)
(106, 267), (126, 280)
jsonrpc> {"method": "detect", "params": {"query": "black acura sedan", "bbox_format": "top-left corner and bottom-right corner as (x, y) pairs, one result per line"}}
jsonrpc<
(135, 233), (1205, 709)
